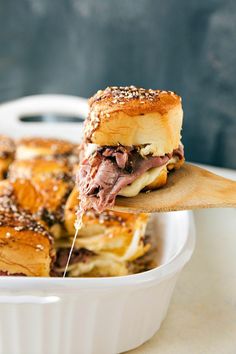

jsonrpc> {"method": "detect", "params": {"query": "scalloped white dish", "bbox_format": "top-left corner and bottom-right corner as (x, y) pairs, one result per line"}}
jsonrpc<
(0, 211), (195, 354)
(0, 95), (196, 354)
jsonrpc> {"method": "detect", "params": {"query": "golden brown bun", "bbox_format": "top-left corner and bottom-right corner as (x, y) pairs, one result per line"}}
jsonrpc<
(0, 179), (66, 239)
(7, 159), (73, 228)
(0, 179), (65, 216)
(16, 137), (76, 160)
(0, 195), (54, 276)
(0, 136), (15, 179)
(65, 186), (148, 236)
(143, 166), (168, 191)
(64, 186), (79, 236)
(8, 158), (69, 180)
(167, 156), (184, 171)
(84, 86), (183, 154)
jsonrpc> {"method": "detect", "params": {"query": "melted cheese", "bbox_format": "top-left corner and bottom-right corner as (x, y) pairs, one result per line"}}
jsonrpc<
(67, 256), (129, 277)
(118, 165), (165, 197)
(56, 218), (148, 263)
(118, 157), (177, 198)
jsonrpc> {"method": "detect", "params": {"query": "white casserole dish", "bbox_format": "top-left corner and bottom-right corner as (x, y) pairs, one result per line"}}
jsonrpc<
(0, 96), (196, 354)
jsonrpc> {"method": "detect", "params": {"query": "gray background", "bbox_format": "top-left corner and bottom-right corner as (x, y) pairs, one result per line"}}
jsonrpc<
(0, 0), (235, 168)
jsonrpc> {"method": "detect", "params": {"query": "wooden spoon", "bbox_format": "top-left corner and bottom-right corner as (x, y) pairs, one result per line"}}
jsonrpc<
(114, 163), (236, 213)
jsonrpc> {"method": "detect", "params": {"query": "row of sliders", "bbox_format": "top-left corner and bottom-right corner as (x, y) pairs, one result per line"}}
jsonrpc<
(0, 135), (156, 277)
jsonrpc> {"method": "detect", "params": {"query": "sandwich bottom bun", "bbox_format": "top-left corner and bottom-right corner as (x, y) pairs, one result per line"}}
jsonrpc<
(143, 166), (168, 191)
(119, 156), (184, 197)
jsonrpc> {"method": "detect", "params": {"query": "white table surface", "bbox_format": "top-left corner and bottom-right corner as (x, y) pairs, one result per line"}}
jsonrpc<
(129, 166), (236, 354)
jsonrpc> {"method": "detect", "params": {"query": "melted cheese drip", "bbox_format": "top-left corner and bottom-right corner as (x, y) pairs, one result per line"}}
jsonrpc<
(63, 228), (79, 277)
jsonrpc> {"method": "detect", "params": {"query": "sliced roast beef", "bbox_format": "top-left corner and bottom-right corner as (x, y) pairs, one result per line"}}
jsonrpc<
(102, 146), (131, 169)
(77, 145), (184, 215)
(54, 248), (95, 269)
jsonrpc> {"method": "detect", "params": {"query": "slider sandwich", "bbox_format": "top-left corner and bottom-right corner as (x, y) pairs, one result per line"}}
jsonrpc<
(53, 186), (153, 277)
(8, 158), (74, 238)
(0, 193), (54, 276)
(16, 137), (80, 171)
(77, 86), (184, 217)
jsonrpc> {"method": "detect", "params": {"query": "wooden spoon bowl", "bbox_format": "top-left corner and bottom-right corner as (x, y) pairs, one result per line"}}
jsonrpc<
(114, 163), (236, 213)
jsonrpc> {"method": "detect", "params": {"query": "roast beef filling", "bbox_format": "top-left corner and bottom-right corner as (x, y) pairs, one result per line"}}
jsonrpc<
(77, 145), (184, 215)
(52, 248), (96, 276)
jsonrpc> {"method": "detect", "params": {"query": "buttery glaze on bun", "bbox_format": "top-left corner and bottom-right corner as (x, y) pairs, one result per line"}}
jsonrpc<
(0, 195), (54, 276)
(7, 159), (74, 236)
(0, 135), (15, 179)
(0, 179), (63, 239)
(85, 86), (183, 156)
(8, 158), (73, 213)
(8, 158), (70, 181)
(16, 137), (76, 160)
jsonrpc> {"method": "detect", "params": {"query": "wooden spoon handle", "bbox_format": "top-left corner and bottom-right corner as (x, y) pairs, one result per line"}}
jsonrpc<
(114, 164), (236, 213)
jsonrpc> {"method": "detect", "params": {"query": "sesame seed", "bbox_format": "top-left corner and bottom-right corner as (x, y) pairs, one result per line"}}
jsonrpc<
(93, 86), (165, 104)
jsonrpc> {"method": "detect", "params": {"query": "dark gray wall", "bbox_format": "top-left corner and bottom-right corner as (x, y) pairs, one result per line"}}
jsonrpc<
(0, 0), (236, 168)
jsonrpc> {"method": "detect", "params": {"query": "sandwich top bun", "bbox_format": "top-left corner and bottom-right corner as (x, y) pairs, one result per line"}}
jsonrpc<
(16, 137), (76, 160)
(7, 159), (74, 235)
(84, 86), (183, 155)
(8, 158), (70, 181)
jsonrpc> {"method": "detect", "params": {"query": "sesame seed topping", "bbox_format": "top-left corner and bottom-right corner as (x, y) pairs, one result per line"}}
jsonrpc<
(0, 195), (53, 242)
(84, 86), (179, 142)
(91, 86), (175, 105)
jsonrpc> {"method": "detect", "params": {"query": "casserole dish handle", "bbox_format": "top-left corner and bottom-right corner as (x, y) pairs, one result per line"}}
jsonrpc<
(0, 94), (88, 139)
(0, 94), (88, 119)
